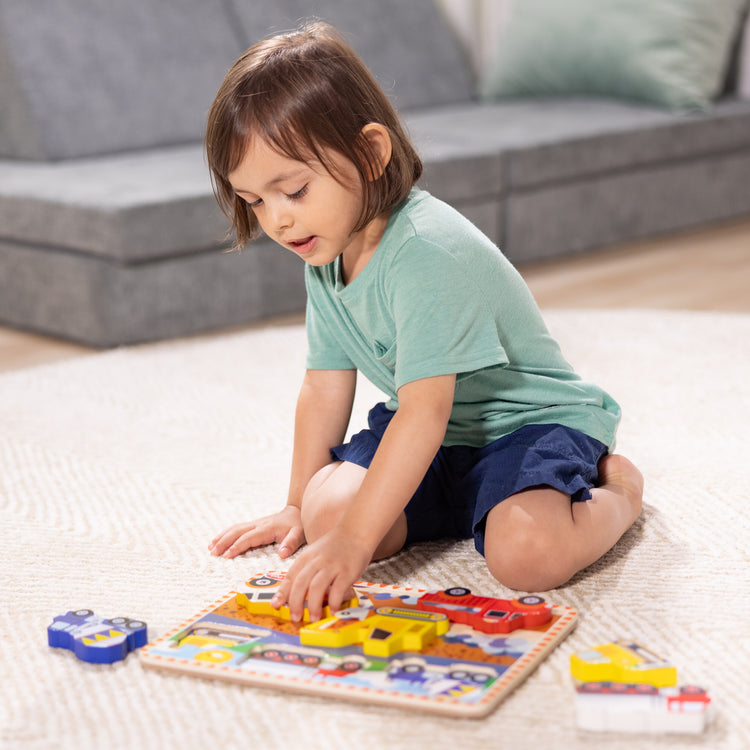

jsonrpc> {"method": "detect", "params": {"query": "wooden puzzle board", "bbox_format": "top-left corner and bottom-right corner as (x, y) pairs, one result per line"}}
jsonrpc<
(140, 572), (577, 718)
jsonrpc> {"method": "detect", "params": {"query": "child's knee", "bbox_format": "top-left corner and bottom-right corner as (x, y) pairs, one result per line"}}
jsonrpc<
(300, 463), (340, 537)
(302, 463), (340, 505)
(300, 461), (366, 542)
(484, 525), (576, 592)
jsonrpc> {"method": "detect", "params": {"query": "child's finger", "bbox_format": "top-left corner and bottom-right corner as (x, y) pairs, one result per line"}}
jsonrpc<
(222, 527), (272, 558)
(285, 567), (315, 622)
(303, 571), (333, 623)
(208, 523), (252, 556)
(270, 580), (289, 611)
(208, 525), (236, 551)
(278, 526), (305, 559)
(216, 520), (288, 558)
(271, 567), (299, 615)
(328, 576), (355, 615)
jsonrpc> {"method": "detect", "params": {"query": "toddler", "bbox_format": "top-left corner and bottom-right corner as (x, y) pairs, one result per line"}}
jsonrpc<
(206, 21), (643, 621)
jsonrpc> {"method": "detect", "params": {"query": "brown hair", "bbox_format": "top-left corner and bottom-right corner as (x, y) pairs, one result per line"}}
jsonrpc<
(205, 20), (422, 249)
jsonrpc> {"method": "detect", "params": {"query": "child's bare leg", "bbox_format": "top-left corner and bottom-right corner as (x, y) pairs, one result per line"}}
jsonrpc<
(483, 455), (643, 591)
(300, 461), (408, 560)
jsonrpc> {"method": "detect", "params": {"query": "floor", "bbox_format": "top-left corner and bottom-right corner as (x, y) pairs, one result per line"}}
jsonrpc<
(1, 216), (749, 375)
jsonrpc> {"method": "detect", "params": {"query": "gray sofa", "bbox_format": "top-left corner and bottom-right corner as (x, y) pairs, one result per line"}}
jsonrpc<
(2, 0), (749, 347)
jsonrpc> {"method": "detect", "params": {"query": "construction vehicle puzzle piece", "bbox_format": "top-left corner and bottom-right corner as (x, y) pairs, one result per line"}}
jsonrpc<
(575, 681), (711, 734)
(570, 640), (678, 687)
(236, 573), (358, 623)
(48, 609), (147, 664)
(300, 606), (450, 657)
(417, 587), (552, 634)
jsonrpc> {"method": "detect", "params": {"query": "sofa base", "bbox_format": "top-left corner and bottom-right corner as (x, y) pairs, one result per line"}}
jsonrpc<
(503, 149), (750, 264)
(0, 239), (305, 348)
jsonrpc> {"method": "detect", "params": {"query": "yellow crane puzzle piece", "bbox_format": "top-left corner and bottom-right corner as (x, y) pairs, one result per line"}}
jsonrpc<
(570, 640), (678, 687)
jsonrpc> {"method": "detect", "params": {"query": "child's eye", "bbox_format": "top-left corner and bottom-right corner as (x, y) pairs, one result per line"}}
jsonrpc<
(287, 185), (308, 201)
(237, 192), (262, 209)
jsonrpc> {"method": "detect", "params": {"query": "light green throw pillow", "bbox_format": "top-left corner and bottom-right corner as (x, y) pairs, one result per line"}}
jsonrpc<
(480, 0), (748, 110)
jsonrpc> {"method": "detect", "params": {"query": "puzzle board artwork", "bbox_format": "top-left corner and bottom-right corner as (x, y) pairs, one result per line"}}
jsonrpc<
(140, 572), (577, 717)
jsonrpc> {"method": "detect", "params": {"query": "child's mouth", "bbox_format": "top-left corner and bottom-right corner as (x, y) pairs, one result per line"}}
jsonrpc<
(289, 236), (316, 255)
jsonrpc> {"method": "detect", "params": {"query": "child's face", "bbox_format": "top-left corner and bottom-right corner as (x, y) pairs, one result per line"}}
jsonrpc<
(229, 136), (370, 266)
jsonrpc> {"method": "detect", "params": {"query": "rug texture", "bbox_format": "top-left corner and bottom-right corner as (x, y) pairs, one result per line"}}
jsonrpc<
(1, 309), (748, 750)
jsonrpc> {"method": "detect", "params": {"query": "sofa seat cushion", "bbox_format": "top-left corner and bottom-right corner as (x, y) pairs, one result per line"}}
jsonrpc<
(406, 96), (750, 262)
(0, 145), (226, 261)
(3, 98), (750, 267)
(406, 97), (750, 192)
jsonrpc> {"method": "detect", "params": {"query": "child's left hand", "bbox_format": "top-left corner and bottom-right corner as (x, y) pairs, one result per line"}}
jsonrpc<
(271, 526), (371, 622)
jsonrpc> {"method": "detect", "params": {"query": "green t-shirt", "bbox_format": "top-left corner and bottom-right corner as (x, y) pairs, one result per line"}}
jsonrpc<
(305, 188), (620, 448)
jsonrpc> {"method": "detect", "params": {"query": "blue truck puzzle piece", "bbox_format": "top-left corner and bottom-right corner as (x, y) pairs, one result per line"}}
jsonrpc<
(48, 609), (148, 664)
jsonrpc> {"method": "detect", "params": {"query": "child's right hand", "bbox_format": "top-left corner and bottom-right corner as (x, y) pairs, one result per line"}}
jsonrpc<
(208, 505), (305, 560)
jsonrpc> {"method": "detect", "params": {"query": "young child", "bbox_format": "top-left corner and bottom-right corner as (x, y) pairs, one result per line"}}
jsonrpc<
(206, 21), (643, 622)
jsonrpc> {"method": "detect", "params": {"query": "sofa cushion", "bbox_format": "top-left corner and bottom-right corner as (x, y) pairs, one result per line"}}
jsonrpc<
(4, 98), (750, 263)
(480, 0), (748, 110)
(0, 0), (243, 160)
(0, 145), (226, 261)
(406, 97), (750, 189)
(226, 0), (474, 111)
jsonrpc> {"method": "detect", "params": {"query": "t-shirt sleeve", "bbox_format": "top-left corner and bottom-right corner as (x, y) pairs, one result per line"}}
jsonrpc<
(386, 238), (509, 389)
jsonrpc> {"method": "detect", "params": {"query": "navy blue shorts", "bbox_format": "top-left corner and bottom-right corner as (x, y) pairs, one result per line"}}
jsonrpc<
(330, 403), (608, 556)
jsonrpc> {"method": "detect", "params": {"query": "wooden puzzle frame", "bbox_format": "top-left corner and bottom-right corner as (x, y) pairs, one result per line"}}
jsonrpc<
(140, 572), (577, 718)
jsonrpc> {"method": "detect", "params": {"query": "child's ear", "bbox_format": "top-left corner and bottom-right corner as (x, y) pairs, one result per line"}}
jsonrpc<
(360, 123), (392, 181)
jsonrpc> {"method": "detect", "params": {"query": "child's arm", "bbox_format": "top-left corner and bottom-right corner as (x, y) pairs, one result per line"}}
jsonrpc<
(209, 368), (356, 558)
(271, 373), (456, 621)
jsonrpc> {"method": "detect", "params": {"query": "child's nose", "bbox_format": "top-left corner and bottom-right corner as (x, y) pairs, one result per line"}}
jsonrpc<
(271, 203), (293, 232)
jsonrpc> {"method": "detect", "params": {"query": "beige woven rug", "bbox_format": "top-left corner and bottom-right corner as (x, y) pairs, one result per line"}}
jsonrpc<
(2, 309), (749, 750)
